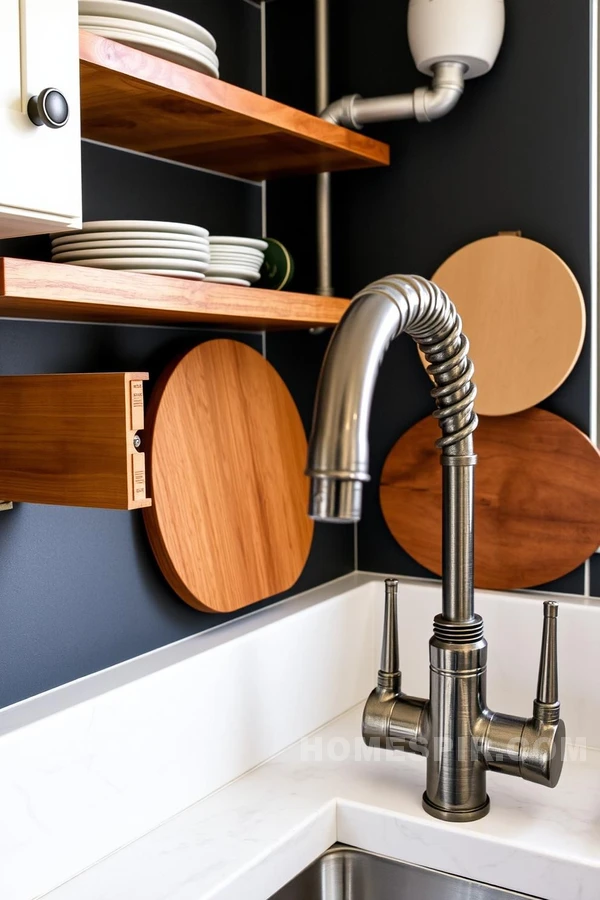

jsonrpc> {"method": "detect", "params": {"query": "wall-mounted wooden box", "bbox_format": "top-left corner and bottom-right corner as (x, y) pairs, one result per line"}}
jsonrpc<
(0, 372), (151, 510)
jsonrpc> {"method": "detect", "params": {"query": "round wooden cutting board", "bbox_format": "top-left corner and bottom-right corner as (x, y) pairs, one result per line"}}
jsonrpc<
(143, 339), (314, 612)
(380, 409), (600, 590)
(420, 235), (585, 416)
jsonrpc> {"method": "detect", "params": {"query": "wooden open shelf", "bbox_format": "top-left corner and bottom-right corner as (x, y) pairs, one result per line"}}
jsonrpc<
(79, 30), (390, 180)
(0, 258), (350, 330)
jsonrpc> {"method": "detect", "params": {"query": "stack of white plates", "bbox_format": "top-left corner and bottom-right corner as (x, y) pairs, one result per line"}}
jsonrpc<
(79, 0), (219, 78)
(207, 236), (268, 286)
(52, 220), (210, 279)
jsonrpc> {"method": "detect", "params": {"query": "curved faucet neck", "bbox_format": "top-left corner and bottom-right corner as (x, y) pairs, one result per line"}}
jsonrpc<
(306, 275), (477, 623)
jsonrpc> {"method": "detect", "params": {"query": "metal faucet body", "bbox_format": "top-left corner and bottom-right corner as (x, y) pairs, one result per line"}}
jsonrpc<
(306, 275), (565, 821)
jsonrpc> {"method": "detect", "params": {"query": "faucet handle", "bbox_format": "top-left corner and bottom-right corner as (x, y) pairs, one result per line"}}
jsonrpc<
(518, 600), (565, 788)
(534, 600), (560, 723)
(378, 579), (401, 696)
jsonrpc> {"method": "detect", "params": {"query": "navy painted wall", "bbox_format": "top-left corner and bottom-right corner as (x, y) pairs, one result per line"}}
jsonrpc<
(0, 0), (593, 706)
(0, 1), (353, 708)
(267, 0), (593, 596)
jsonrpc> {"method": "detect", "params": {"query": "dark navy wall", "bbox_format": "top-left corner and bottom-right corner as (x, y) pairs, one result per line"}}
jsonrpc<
(0, 0), (353, 708)
(267, 0), (594, 597)
(0, 0), (593, 707)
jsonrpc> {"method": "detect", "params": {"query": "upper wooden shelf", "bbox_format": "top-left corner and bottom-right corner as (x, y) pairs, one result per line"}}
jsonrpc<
(0, 258), (350, 330)
(79, 30), (390, 180)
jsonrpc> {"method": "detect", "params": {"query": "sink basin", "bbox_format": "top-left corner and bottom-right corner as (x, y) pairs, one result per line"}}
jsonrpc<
(270, 845), (538, 899)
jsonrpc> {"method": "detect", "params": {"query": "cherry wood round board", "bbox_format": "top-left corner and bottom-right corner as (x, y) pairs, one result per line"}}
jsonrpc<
(379, 409), (600, 590)
(421, 235), (585, 416)
(143, 339), (314, 612)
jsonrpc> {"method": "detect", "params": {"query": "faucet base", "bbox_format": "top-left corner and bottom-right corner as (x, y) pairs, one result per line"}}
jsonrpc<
(422, 792), (490, 822)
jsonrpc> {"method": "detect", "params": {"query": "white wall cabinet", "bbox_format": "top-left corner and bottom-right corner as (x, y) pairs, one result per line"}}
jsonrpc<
(0, 0), (82, 238)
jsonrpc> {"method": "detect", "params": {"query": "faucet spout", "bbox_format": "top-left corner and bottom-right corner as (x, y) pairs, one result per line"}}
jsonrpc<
(306, 288), (401, 522)
(306, 275), (477, 623)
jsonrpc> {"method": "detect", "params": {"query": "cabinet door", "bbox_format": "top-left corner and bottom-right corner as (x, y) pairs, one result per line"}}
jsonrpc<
(0, 0), (82, 238)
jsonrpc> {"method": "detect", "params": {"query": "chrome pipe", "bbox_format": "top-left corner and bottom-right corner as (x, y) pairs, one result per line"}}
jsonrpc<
(315, 0), (334, 297)
(316, 61), (464, 307)
(322, 62), (465, 128)
(315, 0), (329, 114)
(316, 172), (333, 297)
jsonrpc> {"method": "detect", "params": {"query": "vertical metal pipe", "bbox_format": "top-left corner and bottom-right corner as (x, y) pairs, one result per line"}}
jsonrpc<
(315, 0), (329, 112)
(315, 0), (333, 297)
(441, 463), (475, 623)
(317, 173), (333, 296)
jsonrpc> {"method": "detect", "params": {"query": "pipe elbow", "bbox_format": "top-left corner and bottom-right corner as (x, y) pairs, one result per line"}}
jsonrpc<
(413, 62), (465, 122)
(320, 94), (362, 128)
(414, 84), (463, 122)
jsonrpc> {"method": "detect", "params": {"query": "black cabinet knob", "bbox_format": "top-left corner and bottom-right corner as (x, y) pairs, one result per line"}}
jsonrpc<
(27, 88), (69, 129)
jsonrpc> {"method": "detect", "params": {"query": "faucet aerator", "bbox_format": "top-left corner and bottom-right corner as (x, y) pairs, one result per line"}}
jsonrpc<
(308, 477), (363, 523)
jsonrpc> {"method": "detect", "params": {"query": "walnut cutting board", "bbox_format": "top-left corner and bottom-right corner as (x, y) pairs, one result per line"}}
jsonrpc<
(143, 340), (313, 612)
(380, 409), (600, 590)
(421, 235), (585, 416)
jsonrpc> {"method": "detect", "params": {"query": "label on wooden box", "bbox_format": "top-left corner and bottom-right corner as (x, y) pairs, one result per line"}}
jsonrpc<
(131, 451), (147, 503)
(130, 380), (145, 431)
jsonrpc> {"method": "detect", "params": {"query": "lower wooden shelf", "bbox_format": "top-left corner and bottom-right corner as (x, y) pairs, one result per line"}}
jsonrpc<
(0, 257), (349, 329)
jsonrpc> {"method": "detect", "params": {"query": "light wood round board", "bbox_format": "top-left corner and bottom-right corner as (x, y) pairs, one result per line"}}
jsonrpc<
(143, 339), (314, 612)
(421, 235), (585, 416)
(380, 408), (600, 590)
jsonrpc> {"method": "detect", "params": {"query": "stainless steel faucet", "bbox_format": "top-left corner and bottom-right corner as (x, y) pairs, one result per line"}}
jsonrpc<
(306, 274), (565, 821)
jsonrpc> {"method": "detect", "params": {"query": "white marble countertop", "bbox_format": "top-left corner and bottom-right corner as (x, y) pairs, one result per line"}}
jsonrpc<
(45, 702), (600, 900)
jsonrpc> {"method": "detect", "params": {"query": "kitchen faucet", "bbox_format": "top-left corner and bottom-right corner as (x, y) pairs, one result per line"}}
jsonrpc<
(306, 274), (565, 821)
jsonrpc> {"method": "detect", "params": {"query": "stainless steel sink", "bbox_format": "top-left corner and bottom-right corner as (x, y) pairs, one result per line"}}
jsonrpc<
(270, 846), (540, 899)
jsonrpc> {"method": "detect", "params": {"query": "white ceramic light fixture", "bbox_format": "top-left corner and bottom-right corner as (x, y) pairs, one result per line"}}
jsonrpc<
(408, 0), (506, 79)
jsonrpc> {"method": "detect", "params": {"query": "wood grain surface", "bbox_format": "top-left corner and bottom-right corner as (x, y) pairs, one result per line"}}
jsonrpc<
(79, 31), (389, 179)
(422, 235), (585, 416)
(0, 257), (350, 329)
(143, 340), (314, 612)
(0, 372), (150, 509)
(380, 409), (600, 590)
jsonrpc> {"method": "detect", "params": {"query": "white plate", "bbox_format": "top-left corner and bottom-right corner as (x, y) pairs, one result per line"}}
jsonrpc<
(210, 255), (263, 267)
(209, 262), (261, 273)
(51, 238), (210, 253)
(53, 246), (210, 262)
(64, 257), (209, 272)
(55, 221), (209, 238)
(206, 266), (260, 283)
(79, 0), (217, 52)
(210, 247), (264, 258)
(85, 26), (219, 78)
(52, 231), (209, 249)
(84, 25), (219, 75)
(210, 255), (263, 265)
(209, 264), (262, 274)
(204, 276), (251, 286)
(79, 15), (219, 66)
(209, 236), (268, 251)
(129, 269), (206, 280)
